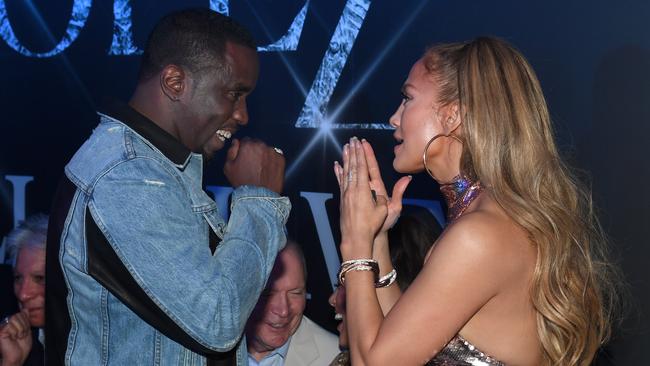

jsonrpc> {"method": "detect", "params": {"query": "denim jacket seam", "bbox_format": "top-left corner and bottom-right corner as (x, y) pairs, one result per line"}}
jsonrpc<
(123, 128), (136, 159)
(64, 168), (90, 195)
(231, 196), (290, 219)
(59, 190), (83, 365)
(192, 202), (217, 213)
(100, 287), (110, 365)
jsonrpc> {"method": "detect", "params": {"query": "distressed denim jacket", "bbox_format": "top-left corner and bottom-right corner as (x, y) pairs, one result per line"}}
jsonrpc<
(56, 109), (291, 365)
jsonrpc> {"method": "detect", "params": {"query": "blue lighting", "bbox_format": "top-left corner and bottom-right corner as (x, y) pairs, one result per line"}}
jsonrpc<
(286, 127), (341, 180)
(244, 0), (309, 96)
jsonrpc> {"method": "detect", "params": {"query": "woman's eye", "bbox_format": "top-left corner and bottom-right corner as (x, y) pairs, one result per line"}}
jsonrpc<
(401, 92), (412, 103)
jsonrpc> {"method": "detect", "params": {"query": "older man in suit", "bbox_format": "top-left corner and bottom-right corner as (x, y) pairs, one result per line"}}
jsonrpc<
(246, 241), (338, 366)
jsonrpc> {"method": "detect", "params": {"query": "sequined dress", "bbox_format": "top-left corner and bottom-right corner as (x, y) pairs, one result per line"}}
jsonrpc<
(329, 335), (504, 366)
(426, 334), (505, 366)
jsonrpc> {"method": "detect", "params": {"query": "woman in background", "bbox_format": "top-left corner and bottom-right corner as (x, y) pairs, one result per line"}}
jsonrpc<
(333, 37), (620, 365)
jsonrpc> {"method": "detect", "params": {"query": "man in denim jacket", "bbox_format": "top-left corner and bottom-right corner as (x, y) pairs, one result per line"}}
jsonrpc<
(46, 9), (290, 366)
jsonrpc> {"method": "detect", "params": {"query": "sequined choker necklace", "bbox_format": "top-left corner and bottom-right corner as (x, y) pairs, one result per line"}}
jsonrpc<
(439, 174), (483, 222)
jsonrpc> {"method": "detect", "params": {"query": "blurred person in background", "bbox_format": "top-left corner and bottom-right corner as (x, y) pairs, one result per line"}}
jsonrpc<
(0, 214), (48, 366)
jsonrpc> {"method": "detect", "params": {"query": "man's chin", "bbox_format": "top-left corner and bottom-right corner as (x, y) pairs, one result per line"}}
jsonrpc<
(202, 142), (226, 161)
(251, 334), (288, 353)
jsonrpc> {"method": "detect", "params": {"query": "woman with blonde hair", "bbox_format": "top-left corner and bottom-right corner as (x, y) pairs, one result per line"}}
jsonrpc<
(333, 37), (619, 365)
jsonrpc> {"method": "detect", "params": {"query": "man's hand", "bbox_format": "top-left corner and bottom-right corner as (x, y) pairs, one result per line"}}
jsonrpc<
(223, 138), (285, 194)
(0, 311), (32, 366)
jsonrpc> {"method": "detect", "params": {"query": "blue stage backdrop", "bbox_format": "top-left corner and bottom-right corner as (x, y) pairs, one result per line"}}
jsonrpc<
(1, 1), (648, 364)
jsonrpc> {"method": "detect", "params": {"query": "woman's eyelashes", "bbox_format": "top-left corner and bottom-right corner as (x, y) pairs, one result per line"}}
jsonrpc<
(401, 91), (412, 104)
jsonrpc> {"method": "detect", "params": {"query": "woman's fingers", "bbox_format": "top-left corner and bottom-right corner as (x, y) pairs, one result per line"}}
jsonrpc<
(361, 139), (387, 195)
(348, 138), (358, 186)
(342, 143), (350, 191)
(390, 175), (412, 208)
(334, 161), (344, 192)
(354, 138), (370, 187)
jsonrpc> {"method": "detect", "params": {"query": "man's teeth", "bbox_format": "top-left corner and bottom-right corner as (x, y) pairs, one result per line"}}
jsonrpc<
(334, 313), (343, 321)
(215, 130), (232, 141)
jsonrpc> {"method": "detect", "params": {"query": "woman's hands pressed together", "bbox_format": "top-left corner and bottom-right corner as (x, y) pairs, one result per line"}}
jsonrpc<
(334, 137), (411, 260)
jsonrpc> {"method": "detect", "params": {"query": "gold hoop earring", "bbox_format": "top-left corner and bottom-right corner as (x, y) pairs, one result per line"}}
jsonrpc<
(422, 133), (463, 180)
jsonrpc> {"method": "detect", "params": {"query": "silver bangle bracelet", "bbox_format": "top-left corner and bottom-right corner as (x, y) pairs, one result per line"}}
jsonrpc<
(375, 269), (397, 288)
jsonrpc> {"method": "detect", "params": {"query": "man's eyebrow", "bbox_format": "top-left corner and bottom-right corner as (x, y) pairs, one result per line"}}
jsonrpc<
(229, 83), (253, 92)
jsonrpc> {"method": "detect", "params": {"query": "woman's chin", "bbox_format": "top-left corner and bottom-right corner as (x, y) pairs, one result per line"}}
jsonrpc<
(392, 158), (405, 172)
(393, 159), (421, 174)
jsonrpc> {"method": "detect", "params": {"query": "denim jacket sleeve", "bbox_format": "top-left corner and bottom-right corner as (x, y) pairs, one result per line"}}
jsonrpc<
(88, 156), (290, 352)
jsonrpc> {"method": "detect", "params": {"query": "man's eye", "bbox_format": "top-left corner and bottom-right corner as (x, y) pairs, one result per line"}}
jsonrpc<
(229, 91), (243, 101)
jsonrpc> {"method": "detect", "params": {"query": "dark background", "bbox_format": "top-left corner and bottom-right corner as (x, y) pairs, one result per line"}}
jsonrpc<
(0, 1), (648, 364)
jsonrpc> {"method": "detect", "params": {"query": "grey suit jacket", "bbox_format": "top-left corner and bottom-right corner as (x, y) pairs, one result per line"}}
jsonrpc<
(285, 316), (340, 366)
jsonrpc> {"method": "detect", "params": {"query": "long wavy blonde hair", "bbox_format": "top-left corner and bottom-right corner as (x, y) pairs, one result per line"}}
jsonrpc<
(423, 37), (620, 365)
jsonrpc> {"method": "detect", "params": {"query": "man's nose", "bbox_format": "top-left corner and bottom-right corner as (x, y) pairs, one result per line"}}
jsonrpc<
(233, 99), (249, 126)
(17, 279), (35, 302)
(269, 293), (289, 317)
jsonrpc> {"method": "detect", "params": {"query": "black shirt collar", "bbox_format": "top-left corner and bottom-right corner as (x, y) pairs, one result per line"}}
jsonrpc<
(98, 99), (191, 166)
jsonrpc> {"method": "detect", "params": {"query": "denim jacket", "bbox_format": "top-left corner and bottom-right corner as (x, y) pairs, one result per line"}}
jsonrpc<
(53, 108), (290, 365)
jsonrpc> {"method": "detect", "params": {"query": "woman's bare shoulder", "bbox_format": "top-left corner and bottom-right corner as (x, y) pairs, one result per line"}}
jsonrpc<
(429, 206), (532, 276)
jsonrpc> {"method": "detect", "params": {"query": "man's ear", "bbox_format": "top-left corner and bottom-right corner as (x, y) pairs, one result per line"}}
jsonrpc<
(442, 102), (461, 134)
(160, 65), (186, 102)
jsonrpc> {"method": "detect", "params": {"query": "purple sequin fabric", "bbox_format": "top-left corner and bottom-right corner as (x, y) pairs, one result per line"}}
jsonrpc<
(426, 335), (505, 366)
(439, 174), (483, 222)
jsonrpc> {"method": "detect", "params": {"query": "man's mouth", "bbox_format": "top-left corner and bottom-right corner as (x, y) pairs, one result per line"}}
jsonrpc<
(215, 129), (233, 142)
(267, 321), (288, 329)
